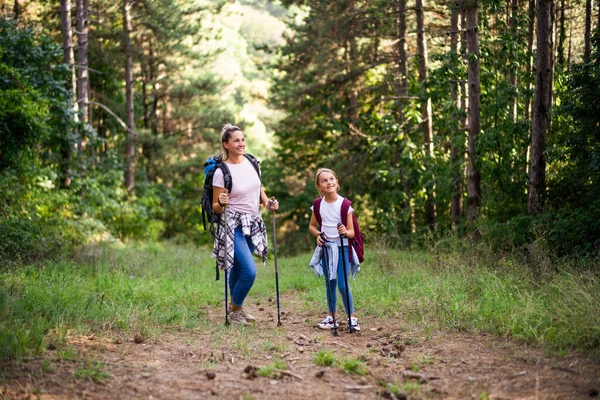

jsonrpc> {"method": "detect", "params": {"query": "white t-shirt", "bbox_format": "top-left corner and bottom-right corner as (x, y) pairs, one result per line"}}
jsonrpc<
(311, 195), (354, 241)
(213, 158), (261, 215)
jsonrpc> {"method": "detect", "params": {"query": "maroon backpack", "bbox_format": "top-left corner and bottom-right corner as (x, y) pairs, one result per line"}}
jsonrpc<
(313, 197), (364, 263)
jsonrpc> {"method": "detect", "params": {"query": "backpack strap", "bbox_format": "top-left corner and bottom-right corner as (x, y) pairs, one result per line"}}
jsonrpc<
(243, 154), (261, 181)
(340, 198), (355, 263)
(218, 162), (233, 193)
(313, 197), (323, 227)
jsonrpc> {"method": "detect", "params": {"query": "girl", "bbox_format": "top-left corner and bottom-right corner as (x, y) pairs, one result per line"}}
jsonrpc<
(308, 168), (361, 331)
(212, 123), (279, 325)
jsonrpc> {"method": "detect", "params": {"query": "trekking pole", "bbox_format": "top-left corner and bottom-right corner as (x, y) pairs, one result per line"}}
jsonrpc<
(337, 222), (354, 333)
(270, 197), (282, 327)
(321, 233), (338, 337)
(223, 202), (230, 326)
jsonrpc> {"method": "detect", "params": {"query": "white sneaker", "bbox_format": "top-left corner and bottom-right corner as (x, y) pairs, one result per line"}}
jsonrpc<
(317, 316), (338, 330)
(349, 317), (361, 331)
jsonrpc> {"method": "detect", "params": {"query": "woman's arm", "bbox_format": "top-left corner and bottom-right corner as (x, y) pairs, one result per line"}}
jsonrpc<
(261, 187), (279, 211)
(212, 186), (228, 214)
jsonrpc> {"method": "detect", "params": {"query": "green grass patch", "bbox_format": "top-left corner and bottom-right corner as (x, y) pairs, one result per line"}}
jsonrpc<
(313, 349), (336, 366)
(258, 358), (287, 379)
(0, 241), (598, 361)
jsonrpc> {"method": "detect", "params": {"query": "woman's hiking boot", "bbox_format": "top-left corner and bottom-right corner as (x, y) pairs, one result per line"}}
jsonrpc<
(240, 308), (255, 322)
(229, 310), (248, 325)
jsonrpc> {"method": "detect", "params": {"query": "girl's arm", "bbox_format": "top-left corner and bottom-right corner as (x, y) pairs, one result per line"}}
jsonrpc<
(308, 212), (325, 246)
(338, 211), (355, 238)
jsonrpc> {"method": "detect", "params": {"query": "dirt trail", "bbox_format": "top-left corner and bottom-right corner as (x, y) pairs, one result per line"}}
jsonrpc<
(2, 293), (599, 400)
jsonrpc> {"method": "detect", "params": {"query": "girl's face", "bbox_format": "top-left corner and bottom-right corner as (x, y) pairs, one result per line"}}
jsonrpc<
(224, 130), (245, 156)
(316, 171), (338, 195)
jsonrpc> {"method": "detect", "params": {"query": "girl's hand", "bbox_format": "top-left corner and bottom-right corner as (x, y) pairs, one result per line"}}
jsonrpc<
(267, 197), (279, 211)
(317, 232), (326, 247)
(337, 223), (347, 236)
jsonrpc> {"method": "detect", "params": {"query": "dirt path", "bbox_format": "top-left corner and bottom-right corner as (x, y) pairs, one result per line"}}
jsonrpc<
(2, 293), (599, 399)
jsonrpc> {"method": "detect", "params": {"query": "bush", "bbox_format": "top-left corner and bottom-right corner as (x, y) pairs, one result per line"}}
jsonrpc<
(0, 215), (81, 267)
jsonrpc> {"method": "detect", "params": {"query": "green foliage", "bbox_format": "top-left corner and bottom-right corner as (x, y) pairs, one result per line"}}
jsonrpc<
(313, 349), (336, 366)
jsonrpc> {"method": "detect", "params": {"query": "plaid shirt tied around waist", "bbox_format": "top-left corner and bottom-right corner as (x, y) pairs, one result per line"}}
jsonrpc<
(212, 209), (268, 271)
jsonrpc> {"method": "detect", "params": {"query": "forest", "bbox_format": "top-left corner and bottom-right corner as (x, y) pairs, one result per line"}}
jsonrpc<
(1, 0), (599, 259)
(1, 0), (600, 398)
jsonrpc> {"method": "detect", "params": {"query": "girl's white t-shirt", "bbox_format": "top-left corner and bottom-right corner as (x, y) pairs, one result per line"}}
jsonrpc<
(213, 158), (261, 215)
(311, 195), (354, 241)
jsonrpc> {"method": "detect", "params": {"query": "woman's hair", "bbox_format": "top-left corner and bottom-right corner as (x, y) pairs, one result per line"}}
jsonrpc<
(315, 168), (340, 195)
(220, 123), (242, 160)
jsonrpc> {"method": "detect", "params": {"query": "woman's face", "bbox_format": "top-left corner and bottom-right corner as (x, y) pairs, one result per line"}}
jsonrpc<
(224, 130), (245, 156)
(316, 171), (338, 194)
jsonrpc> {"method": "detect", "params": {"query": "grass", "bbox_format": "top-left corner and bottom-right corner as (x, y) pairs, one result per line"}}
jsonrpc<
(314, 349), (336, 366)
(0, 240), (599, 361)
(258, 358), (287, 378)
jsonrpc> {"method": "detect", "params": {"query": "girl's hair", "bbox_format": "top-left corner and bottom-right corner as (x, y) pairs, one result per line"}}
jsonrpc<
(220, 123), (242, 160)
(315, 168), (340, 195)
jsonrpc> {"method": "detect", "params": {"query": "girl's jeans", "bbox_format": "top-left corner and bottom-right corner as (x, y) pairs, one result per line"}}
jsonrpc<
(322, 245), (354, 315)
(230, 226), (256, 307)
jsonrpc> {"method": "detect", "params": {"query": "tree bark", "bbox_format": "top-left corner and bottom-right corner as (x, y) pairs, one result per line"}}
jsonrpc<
(465, 0), (482, 222)
(584, 0), (593, 63)
(416, 0), (436, 229)
(60, 0), (77, 188)
(528, 0), (553, 215)
(124, 0), (136, 192)
(525, 0), (535, 121)
(450, 3), (463, 226)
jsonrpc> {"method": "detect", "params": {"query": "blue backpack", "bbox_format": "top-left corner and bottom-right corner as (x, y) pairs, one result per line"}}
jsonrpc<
(201, 153), (261, 279)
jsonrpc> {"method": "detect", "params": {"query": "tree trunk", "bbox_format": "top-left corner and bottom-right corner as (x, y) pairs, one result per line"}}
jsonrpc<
(60, 0), (77, 188)
(557, 0), (566, 65)
(528, 0), (553, 215)
(465, 0), (482, 222)
(525, 0), (535, 121)
(124, 0), (136, 192)
(509, 0), (519, 122)
(76, 0), (89, 178)
(13, 0), (18, 24)
(396, 0), (409, 119)
(584, 0), (593, 63)
(416, 0), (436, 229)
(450, 3), (463, 226)
(396, 0), (415, 233)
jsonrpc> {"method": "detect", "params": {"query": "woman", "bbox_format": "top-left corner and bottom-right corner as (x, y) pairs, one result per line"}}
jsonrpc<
(212, 123), (279, 325)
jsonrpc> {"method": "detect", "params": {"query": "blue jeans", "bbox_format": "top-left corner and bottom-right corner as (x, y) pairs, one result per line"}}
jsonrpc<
(322, 245), (354, 315)
(229, 226), (256, 307)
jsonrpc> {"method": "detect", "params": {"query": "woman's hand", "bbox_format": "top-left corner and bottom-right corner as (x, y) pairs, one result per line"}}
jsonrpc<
(218, 190), (229, 207)
(267, 197), (279, 211)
